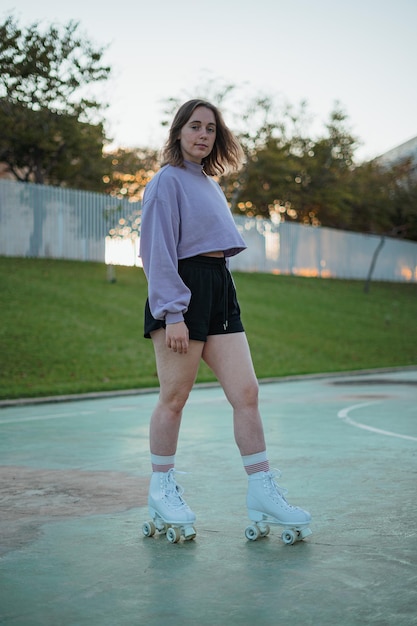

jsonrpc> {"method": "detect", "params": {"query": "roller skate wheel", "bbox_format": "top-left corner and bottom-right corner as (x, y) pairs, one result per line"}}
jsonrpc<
(245, 524), (261, 541)
(281, 529), (297, 545)
(183, 526), (197, 540)
(142, 521), (156, 537)
(166, 527), (181, 543)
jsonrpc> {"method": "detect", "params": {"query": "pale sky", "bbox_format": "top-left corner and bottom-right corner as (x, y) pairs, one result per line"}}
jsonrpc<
(4, 0), (417, 162)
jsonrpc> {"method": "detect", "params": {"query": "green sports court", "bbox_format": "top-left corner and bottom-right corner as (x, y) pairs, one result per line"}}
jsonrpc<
(1, 368), (416, 626)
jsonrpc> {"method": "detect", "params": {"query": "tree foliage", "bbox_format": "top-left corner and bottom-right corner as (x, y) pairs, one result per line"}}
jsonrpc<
(233, 105), (359, 226)
(103, 147), (160, 201)
(0, 14), (110, 189)
(381, 157), (417, 240)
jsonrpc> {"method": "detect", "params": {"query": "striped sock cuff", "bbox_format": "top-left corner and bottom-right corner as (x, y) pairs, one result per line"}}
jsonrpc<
(151, 454), (175, 473)
(242, 451), (270, 475)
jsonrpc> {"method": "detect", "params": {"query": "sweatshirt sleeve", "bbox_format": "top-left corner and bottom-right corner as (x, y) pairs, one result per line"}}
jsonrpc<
(139, 172), (191, 324)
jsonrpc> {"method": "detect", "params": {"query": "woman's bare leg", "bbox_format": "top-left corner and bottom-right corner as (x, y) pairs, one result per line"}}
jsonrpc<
(202, 331), (311, 528)
(202, 332), (266, 455)
(149, 329), (204, 455)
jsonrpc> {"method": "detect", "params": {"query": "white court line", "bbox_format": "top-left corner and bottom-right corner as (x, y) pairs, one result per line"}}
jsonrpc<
(338, 402), (417, 442)
(0, 411), (95, 425)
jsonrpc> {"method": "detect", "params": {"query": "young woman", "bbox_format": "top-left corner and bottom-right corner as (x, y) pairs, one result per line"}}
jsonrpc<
(140, 99), (311, 541)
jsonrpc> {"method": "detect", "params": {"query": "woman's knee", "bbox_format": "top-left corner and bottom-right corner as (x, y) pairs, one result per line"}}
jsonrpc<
(231, 378), (259, 410)
(159, 388), (190, 416)
(245, 378), (259, 405)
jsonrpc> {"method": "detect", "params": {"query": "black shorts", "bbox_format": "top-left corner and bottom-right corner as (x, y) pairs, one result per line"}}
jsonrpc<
(144, 255), (244, 341)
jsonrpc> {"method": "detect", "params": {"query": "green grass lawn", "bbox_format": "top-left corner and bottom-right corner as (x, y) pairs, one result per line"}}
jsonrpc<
(1, 256), (416, 400)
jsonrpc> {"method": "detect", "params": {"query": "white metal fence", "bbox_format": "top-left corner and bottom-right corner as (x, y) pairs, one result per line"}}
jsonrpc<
(230, 217), (417, 282)
(1, 179), (416, 282)
(0, 179), (141, 262)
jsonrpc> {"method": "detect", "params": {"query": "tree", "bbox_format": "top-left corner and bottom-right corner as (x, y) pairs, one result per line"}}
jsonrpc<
(345, 157), (417, 241)
(103, 147), (160, 201)
(0, 14), (110, 189)
(345, 161), (392, 234)
(383, 157), (417, 240)
(236, 105), (359, 227)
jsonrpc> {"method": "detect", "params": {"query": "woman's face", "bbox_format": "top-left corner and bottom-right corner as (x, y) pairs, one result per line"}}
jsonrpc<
(179, 106), (216, 164)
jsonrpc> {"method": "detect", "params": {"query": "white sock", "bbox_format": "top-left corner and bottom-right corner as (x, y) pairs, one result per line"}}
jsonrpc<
(242, 451), (270, 475)
(151, 454), (175, 472)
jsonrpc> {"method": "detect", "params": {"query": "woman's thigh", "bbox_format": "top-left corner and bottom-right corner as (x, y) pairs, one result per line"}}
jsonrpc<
(151, 329), (205, 401)
(202, 332), (258, 407)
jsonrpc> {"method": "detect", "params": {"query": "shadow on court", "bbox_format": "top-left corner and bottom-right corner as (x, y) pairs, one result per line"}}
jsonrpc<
(0, 368), (416, 626)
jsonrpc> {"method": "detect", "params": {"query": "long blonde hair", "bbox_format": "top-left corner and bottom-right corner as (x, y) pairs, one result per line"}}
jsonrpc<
(161, 99), (244, 176)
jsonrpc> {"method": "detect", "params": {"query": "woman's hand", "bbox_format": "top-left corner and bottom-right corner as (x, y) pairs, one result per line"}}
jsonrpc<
(166, 321), (189, 354)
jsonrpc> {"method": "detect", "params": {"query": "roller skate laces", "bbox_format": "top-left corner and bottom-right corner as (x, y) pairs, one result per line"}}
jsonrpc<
(156, 469), (194, 517)
(260, 470), (301, 513)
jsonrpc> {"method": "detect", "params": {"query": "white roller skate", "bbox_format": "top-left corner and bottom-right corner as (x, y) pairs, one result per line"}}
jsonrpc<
(142, 469), (197, 543)
(245, 470), (312, 545)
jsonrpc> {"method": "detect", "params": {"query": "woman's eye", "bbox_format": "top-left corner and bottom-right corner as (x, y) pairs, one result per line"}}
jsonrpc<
(189, 124), (215, 133)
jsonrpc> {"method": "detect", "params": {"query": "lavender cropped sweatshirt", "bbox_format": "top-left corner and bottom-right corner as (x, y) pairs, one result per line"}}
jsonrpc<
(139, 160), (247, 325)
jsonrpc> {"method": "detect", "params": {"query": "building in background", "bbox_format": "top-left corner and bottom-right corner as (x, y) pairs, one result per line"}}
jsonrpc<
(375, 136), (417, 176)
